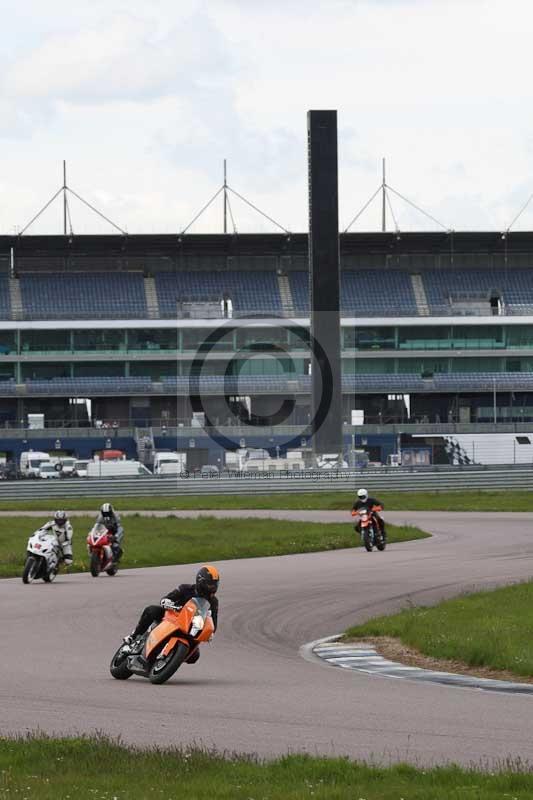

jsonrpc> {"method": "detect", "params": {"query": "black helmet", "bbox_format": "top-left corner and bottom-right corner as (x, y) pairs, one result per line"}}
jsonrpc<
(195, 565), (220, 598)
(54, 510), (67, 526)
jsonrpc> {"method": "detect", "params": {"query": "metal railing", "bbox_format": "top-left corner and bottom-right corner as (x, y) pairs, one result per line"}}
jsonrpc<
(1, 464), (533, 498)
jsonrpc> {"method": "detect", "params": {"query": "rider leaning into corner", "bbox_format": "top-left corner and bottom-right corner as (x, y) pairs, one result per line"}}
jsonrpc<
(40, 510), (74, 566)
(352, 488), (385, 537)
(123, 565), (220, 665)
(95, 502), (124, 563)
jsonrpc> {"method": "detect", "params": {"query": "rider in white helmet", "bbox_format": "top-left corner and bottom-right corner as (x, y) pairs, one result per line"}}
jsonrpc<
(352, 489), (385, 536)
(40, 510), (74, 566)
(95, 502), (124, 563)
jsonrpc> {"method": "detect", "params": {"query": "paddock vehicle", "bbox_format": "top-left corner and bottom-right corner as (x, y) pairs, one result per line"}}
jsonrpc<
(22, 529), (61, 583)
(352, 506), (386, 552)
(87, 523), (117, 577)
(110, 597), (214, 684)
(87, 460), (152, 479)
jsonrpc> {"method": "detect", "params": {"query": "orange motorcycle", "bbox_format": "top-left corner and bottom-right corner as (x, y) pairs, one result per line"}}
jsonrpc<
(109, 597), (215, 685)
(352, 505), (386, 552)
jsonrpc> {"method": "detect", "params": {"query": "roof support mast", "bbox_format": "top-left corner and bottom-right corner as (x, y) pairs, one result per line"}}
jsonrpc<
(382, 157), (386, 232)
(223, 159), (227, 234)
(63, 160), (67, 236)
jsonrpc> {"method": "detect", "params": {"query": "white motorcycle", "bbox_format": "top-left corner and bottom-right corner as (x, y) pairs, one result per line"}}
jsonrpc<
(22, 529), (61, 584)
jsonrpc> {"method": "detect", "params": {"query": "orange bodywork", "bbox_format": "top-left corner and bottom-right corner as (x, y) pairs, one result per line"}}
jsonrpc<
(145, 600), (215, 660)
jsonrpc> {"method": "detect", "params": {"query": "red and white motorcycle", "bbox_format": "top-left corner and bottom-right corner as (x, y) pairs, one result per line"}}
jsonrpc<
(86, 523), (118, 577)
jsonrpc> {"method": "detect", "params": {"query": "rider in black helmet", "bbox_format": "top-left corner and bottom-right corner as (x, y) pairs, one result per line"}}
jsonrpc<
(95, 502), (124, 563)
(123, 565), (220, 664)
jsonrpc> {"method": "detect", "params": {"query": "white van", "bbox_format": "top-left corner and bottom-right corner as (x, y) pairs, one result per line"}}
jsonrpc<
(153, 451), (186, 475)
(73, 460), (89, 478)
(20, 451), (51, 478)
(87, 460), (153, 479)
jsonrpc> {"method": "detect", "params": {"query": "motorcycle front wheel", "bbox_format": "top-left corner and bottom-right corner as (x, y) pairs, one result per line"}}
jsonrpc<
(22, 556), (39, 584)
(363, 529), (373, 552)
(109, 646), (133, 680)
(149, 642), (189, 685)
(90, 552), (101, 577)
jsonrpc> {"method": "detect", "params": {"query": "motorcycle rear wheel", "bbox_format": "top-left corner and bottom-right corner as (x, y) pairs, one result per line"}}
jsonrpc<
(22, 556), (38, 584)
(90, 552), (101, 577)
(106, 566), (118, 576)
(43, 569), (57, 582)
(149, 642), (189, 685)
(110, 646), (133, 680)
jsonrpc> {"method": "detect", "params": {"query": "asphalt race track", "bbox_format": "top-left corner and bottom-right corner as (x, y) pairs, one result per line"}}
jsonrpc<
(3, 510), (533, 767)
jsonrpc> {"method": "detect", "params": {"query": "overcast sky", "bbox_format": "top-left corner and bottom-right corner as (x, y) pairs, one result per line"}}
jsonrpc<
(1, 0), (532, 235)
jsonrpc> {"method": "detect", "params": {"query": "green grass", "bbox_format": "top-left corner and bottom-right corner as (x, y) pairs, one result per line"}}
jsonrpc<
(3, 488), (533, 512)
(0, 516), (427, 579)
(2, 736), (533, 799)
(346, 580), (533, 678)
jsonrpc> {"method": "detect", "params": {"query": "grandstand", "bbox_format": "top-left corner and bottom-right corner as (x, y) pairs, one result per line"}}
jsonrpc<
(2, 230), (533, 465)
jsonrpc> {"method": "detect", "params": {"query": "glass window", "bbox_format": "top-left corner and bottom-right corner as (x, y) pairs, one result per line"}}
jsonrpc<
(347, 358), (396, 374)
(127, 329), (177, 352)
(398, 326), (450, 351)
(73, 330), (124, 352)
(182, 328), (234, 352)
(506, 326), (533, 349)
(397, 358), (448, 374)
(236, 327), (289, 351)
(130, 361), (177, 379)
(73, 362), (125, 377)
(287, 327), (310, 351)
(345, 327), (395, 350)
(450, 326), (504, 349)
(450, 357), (502, 372)
(20, 330), (70, 353)
(21, 363), (69, 380)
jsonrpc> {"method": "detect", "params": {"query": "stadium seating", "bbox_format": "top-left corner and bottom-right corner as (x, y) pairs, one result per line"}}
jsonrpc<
(422, 269), (533, 313)
(155, 272), (282, 317)
(25, 377), (152, 394)
(0, 276), (11, 318)
(288, 271), (418, 316)
(19, 273), (147, 319)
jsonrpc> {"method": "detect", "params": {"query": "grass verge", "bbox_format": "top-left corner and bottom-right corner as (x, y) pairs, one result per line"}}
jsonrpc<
(0, 516), (427, 578)
(2, 488), (533, 512)
(345, 580), (533, 679)
(2, 735), (533, 800)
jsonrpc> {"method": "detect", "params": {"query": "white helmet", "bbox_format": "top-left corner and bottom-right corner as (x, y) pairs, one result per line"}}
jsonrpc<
(357, 488), (368, 502)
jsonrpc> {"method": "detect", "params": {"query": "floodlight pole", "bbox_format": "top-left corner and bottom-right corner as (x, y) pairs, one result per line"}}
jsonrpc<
(381, 157), (386, 232)
(63, 160), (67, 235)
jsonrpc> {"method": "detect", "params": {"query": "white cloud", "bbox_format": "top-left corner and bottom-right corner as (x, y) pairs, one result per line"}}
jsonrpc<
(1, 0), (533, 234)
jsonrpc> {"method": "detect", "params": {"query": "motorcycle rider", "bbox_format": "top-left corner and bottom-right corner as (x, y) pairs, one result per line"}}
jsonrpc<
(39, 510), (74, 566)
(95, 502), (124, 563)
(123, 565), (220, 664)
(352, 488), (385, 537)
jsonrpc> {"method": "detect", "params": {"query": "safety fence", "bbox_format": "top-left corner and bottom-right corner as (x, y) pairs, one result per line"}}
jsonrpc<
(1, 465), (533, 499)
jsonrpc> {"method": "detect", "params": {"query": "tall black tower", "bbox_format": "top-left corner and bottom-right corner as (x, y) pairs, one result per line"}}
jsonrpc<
(307, 110), (342, 456)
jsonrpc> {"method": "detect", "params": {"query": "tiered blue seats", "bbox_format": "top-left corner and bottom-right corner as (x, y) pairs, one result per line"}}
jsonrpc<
(288, 271), (417, 316)
(155, 272), (282, 317)
(0, 275), (11, 319)
(19, 273), (147, 319)
(26, 377), (151, 394)
(422, 269), (533, 312)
